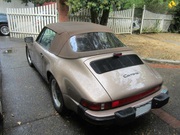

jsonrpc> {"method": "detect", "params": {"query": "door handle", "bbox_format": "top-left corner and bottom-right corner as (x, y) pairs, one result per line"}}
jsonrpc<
(40, 53), (44, 58)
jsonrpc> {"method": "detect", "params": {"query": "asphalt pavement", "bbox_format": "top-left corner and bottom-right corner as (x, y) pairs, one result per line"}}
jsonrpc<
(0, 36), (180, 135)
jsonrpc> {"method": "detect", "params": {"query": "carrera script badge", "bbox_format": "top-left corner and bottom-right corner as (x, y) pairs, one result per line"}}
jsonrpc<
(123, 72), (139, 78)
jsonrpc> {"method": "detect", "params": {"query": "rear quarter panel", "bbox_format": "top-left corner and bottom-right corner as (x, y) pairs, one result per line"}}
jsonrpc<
(52, 58), (111, 104)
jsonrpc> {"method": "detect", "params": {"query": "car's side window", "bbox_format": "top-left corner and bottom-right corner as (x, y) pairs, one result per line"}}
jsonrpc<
(36, 28), (56, 50)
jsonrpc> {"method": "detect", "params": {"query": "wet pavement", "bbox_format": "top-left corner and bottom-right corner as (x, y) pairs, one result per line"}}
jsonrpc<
(0, 36), (180, 135)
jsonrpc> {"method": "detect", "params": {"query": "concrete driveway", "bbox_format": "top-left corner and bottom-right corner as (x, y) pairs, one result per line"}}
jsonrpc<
(0, 36), (180, 135)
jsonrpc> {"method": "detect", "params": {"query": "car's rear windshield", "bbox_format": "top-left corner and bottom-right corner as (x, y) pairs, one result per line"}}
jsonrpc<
(69, 32), (125, 52)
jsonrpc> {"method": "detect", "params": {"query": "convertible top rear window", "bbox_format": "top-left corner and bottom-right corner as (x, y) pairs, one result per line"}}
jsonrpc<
(69, 32), (125, 52)
(90, 54), (143, 74)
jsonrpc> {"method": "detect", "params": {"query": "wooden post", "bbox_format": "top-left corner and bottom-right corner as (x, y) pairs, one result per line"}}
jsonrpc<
(130, 4), (135, 34)
(140, 5), (145, 34)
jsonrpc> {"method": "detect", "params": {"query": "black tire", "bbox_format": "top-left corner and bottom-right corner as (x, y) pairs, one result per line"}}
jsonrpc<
(26, 47), (34, 67)
(0, 24), (9, 36)
(50, 76), (67, 115)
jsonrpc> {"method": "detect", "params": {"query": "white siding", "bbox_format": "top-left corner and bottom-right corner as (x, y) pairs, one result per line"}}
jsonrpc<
(0, 0), (34, 14)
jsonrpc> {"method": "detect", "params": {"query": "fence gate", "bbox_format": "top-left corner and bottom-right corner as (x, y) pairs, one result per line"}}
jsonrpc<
(6, 3), (58, 39)
(108, 5), (135, 34)
(140, 5), (173, 33)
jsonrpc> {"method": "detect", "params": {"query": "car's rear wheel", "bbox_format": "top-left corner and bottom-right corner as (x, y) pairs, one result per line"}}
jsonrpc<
(0, 24), (9, 36)
(50, 76), (67, 115)
(26, 47), (33, 67)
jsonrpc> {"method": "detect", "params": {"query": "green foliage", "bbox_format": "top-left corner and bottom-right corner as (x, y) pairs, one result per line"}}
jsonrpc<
(173, 2), (180, 32)
(144, 0), (169, 13)
(66, 0), (121, 13)
(66, 0), (122, 25)
(115, 0), (170, 13)
(120, 0), (169, 13)
(167, 1), (179, 32)
(174, 2), (180, 20)
(119, 0), (144, 9)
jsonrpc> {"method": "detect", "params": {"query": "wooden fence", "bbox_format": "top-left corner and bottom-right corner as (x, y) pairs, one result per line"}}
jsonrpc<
(6, 3), (58, 38)
(108, 7), (135, 34)
(69, 5), (135, 34)
(140, 5), (173, 33)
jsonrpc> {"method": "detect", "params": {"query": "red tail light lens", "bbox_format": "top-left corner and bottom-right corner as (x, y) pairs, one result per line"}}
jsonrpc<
(80, 100), (111, 111)
(112, 101), (120, 108)
(111, 85), (161, 108)
(80, 86), (161, 111)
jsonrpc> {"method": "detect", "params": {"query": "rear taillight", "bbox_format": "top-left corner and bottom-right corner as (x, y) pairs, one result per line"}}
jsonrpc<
(80, 85), (161, 111)
(80, 100), (111, 111)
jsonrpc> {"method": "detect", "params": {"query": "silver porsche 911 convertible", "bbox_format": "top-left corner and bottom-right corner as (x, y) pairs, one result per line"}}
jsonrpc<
(24, 22), (169, 125)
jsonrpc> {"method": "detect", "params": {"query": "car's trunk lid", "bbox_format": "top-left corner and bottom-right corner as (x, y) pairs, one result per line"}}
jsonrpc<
(84, 52), (163, 100)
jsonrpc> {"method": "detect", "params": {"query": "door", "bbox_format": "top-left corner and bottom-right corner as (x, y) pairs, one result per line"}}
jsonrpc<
(34, 28), (56, 77)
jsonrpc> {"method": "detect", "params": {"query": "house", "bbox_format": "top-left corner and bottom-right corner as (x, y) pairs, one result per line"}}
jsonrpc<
(0, 0), (34, 14)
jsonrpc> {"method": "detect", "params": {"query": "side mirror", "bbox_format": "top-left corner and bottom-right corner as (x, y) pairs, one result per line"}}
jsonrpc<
(24, 37), (34, 43)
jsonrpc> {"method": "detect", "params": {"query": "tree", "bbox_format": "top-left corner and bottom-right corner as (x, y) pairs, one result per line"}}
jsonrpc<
(57, 0), (69, 22)
(66, 0), (121, 25)
(144, 0), (169, 13)
(119, 0), (144, 10)
(168, 1), (180, 32)
(174, 3), (180, 32)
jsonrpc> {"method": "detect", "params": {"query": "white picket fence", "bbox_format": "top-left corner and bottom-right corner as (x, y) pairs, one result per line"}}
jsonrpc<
(69, 6), (135, 34)
(108, 7), (135, 34)
(7, 5), (134, 38)
(140, 5), (173, 33)
(6, 3), (173, 38)
(7, 3), (58, 38)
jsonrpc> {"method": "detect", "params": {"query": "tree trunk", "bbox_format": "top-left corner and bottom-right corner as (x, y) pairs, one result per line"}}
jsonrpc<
(57, 0), (69, 22)
(90, 8), (99, 24)
(100, 9), (110, 26)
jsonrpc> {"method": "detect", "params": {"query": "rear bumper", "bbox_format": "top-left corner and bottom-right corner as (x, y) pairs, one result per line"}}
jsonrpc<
(77, 93), (169, 125)
(152, 93), (169, 108)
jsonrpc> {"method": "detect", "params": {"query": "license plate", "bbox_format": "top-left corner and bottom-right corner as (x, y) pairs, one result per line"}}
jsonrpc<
(136, 102), (151, 117)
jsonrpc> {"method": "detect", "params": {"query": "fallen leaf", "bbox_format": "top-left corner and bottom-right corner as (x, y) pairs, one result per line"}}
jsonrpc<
(17, 121), (21, 125)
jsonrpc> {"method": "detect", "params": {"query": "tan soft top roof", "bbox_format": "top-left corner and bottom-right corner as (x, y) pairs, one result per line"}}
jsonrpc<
(46, 22), (113, 36)
(47, 22), (130, 59)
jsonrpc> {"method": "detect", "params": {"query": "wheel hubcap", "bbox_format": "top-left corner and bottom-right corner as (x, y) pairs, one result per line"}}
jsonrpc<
(51, 79), (61, 108)
(1, 26), (9, 35)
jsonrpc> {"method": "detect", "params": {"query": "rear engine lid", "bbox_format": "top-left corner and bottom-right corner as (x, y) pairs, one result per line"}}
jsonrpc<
(84, 53), (163, 100)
